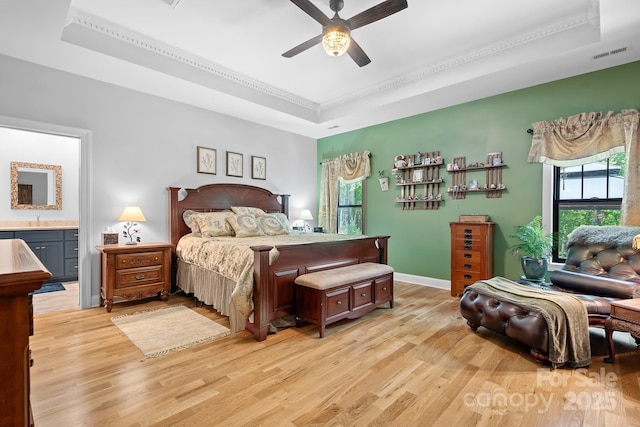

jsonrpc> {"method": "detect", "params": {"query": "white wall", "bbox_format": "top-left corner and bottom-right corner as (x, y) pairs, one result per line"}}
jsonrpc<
(0, 127), (80, 220)
(0, 53), (317, 306)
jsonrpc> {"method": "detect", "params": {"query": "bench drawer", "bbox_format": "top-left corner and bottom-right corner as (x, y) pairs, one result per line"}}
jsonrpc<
(351, 282), (374, 310)
(325, 287), (350, 320)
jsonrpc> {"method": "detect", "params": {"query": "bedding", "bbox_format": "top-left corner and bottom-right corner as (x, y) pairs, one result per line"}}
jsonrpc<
(176, 232), (371, 335)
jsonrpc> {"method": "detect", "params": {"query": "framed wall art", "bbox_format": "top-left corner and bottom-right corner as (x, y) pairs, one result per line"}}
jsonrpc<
(197, 146), (216, 175)
(226, 151), (243, 177)
(251, 156), (266, 180)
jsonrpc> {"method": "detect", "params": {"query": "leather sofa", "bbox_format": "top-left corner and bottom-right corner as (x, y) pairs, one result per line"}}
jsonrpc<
(459, 226), (640, 362)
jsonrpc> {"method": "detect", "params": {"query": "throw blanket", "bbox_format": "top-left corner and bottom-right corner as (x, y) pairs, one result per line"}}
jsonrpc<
(468, 277), (591, 368)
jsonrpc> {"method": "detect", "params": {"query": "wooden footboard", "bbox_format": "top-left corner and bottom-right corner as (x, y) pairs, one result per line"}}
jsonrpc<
(250, 236), (389, 341)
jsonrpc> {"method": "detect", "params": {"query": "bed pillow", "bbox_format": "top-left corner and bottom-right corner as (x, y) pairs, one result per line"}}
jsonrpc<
(226, 214), (265, 237)
(182, 210), (202, 237)
(272, 212), (292, 230)
(195, 211), (236, 237)
(231, 206), (267, 217)
(258, 214), (290, 236)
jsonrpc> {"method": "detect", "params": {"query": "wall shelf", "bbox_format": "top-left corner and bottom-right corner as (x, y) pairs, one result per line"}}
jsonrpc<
(446, 152), (506, 199)
(393, 150), (443, 210)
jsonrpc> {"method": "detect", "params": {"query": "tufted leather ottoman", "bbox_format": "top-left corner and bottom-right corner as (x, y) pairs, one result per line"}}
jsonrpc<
(459, 283), (550, 361)
(459, 280), (621, 362)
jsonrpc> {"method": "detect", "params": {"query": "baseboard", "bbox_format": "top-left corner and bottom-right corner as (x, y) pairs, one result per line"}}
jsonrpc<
(394, 272), (450, 291)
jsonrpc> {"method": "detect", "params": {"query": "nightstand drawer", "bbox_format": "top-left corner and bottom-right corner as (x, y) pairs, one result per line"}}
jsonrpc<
(116, 251), (163, 269)
(116, 266), (163, 288)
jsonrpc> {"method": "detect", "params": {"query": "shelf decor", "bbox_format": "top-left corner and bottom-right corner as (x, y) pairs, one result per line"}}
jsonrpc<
(446, 152), (506, 199)
(393, 150), (443, 210)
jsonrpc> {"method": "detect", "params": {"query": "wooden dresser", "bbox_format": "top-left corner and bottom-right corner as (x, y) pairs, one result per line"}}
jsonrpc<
(0, 239), (51, 427)
(449, 222), (495, 296)
(96, 243), (172, 312)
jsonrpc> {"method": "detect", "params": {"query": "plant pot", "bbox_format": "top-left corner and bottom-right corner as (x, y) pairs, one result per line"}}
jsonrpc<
(520, 256), (548, 281)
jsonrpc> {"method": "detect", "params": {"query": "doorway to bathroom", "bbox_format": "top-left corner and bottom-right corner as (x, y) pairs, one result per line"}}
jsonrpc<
(0, 122), (85, 313)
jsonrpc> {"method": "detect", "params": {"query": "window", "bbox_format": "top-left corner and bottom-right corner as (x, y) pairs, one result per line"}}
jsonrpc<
(551, 153), (625, 261)
(337, 180), (364, 234)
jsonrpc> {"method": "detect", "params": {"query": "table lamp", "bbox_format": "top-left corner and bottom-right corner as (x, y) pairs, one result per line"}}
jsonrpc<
(299, 209), (313, 232)
(117, 206), (146, 245)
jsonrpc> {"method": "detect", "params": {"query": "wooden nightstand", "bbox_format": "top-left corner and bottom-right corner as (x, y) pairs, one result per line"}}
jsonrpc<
(96, 242), (173, 312)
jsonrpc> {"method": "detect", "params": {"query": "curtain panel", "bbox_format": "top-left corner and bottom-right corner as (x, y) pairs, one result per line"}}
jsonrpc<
(318, 151), (370, 233)
(528, 109), (640, 225)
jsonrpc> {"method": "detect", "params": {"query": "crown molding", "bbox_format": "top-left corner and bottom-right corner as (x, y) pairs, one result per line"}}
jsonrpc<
(63, 10), (319, 114)
(321, 9), (601, 111)
(62, 4), (600, 125)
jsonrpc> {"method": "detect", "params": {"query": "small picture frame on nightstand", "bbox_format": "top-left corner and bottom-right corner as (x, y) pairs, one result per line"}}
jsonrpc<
(101, 232), (119, 245)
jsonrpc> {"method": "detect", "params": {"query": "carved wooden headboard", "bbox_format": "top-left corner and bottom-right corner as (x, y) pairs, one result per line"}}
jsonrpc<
(166, 184), (289, 283)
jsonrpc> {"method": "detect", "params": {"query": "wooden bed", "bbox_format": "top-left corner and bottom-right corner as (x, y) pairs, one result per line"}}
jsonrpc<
(167, 183), (389, 341)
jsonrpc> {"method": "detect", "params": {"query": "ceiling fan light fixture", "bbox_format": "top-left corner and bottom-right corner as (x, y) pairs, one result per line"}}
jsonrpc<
(322, 24), (350, 57)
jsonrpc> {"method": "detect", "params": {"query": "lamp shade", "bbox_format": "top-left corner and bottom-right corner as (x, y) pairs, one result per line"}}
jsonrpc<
(117, 206), (147, 222)
(322, 23), (350, 57)
(299, 209), (314, 221)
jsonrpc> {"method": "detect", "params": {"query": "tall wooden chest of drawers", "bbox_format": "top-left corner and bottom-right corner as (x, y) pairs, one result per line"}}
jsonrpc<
(450, 222), (495, 296)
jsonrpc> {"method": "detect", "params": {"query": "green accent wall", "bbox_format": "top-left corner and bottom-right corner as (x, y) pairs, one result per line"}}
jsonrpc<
(318, 61), (640, 280)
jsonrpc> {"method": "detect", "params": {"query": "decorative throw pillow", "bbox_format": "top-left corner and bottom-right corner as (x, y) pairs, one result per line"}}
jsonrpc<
(182, 210), (202, 237)
(195, 211), (236, 237)
(231, 206), (267, 217)
(226, 214), (265, 237)
(258, 214), (290, 236)
(271, 212), (292, 230)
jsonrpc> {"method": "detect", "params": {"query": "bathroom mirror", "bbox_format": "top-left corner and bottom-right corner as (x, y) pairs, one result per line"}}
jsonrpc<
(10, 161), (62, 210)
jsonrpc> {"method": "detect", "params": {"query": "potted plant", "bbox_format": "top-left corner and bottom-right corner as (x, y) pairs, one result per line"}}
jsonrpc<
(509, 215), (557, 281)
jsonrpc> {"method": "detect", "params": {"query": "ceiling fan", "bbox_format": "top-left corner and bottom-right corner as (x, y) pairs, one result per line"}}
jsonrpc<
(282, 0), (408, 67)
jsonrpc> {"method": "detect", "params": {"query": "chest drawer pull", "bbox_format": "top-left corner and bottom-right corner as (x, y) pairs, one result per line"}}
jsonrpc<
(464, 229), (472, 233)
(464, 245), (471, 250)
(464, 240), (472, 245)
(464, 253), (472, 258)
(464, 234), (472, 239)
(464, 274), (472, 279)
(336, 300), (342, 305)
(361, 293), (367, 297)
(134, 274), (146, 280)
(464, 264), (472, 269)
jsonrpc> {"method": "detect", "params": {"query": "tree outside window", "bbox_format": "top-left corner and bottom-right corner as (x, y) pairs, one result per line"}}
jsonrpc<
(553, 153), (625, 260)
(337, 180), (364, 234)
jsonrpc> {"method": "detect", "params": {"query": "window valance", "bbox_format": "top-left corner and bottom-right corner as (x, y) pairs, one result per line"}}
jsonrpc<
(527, 111), (631, 167)
(318, 151), (370, 233)
(528, 109), (640, 225)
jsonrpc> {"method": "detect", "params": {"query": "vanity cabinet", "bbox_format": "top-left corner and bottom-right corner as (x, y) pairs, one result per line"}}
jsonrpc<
(1, 229), (79, 283)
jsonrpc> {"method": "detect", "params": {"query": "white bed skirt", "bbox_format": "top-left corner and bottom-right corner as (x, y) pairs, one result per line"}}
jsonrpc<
(176, 259), (236, 317)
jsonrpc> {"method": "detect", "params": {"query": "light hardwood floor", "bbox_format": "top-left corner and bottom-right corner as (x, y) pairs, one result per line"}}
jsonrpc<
(30, 282), (640, 426)
(32, 281), (79, 315)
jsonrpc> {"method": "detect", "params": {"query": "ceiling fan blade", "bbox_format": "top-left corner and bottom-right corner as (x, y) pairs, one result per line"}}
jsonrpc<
(347, 38), (371, 67)
(282, 34), (323, 58)
(290, 0), (331, 26)
(347, 0), (408, 30)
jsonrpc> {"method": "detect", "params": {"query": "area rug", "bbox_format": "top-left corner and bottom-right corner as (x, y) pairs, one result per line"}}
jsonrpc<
(32, 283), (65, 294)
(111, 305), (230, 358)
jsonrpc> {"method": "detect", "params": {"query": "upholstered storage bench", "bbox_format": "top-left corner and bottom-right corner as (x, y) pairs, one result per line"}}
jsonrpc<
(295, 263), (394, 338)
